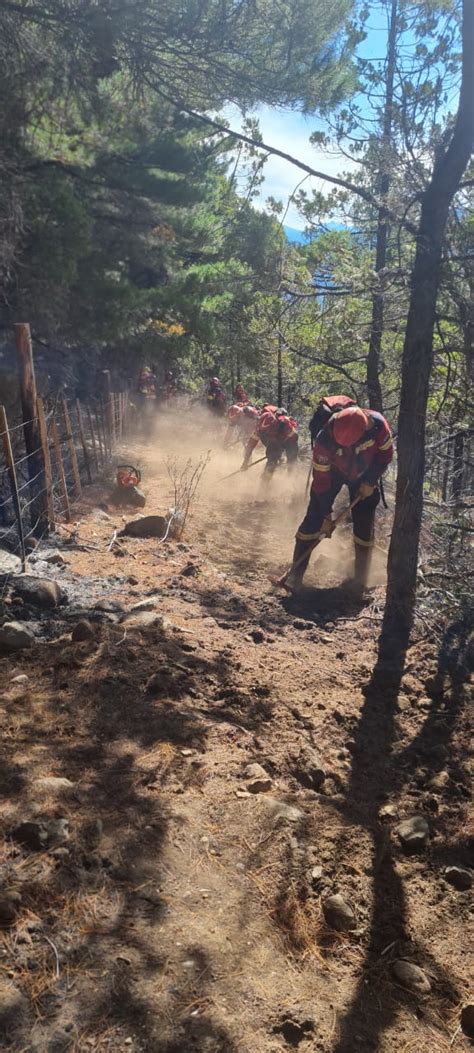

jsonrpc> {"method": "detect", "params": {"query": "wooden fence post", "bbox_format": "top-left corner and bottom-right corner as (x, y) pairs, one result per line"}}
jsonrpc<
(86, 404), (99, 471)
(36, 397), (55, 530)
(75, 400), (92, 483)
(51, 417), (70, 521)
(14, 322), (48, 535)
(0, 405), (27, 571)
(61, 399), (81, 497)
(94, 406), (106, 463)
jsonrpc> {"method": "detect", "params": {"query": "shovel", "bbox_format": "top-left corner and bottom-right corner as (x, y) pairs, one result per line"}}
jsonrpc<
(269, 495), (362, 591)
(219, 454), (268, 482)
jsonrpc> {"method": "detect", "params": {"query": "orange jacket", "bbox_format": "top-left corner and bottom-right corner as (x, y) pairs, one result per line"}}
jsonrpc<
(312, 410), (393, 493)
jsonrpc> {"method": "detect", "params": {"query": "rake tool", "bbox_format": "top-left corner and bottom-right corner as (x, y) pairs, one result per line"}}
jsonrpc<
(219, 455), (268, 482)
(269, 495), (362, 591)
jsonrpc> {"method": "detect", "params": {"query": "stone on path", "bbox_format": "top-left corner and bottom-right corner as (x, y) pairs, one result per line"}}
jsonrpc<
(445, 866), (472, 891)
(119, 515), (167, 539)
(0, 621), (35, 652)
(323, 894), (357, 932)
(392, 960), (431, 994)
(71, 619), (95, 642)
(12, 575), (66, 608)
(396, 815), (429, 853)
(292, 746), (326, 790)
(0, 890), (22, 926)
(245, 762), (273, 793)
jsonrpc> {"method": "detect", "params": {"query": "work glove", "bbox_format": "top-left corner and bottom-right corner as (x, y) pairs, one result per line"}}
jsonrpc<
(321, 517), (335, 538)
(358, 482), (375, 500)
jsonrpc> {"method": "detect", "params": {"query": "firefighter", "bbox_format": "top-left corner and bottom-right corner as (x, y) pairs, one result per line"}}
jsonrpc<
(162, 369), (178, 402)
(309, 394), (356, 446)
(287, 405), (393, 591)
(241, 406), (298, 475)
(206, 377), (227, 417)
(138, 365), (156, 401)
(233, 382), (249, 405)
(224, 403), (259, 447)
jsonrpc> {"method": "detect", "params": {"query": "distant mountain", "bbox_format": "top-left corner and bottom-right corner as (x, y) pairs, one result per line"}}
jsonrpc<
(283, 225), (310, 244)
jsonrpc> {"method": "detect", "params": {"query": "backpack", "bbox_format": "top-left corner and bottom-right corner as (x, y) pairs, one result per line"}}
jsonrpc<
(309, 395), (356, 446)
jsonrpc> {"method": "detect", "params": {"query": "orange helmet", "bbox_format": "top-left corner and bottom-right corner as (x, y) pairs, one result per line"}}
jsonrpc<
(332, 407), (369, 446)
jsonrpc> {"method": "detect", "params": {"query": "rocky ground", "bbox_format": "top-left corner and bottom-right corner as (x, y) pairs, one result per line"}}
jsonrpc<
(0, 423), (472, 1053)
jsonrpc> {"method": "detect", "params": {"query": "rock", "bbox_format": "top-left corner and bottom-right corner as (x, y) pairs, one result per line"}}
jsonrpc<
(180, 562), (199, 577)
(122, 610), (165, 631)
(128, 575), (139, 586)
(12, 575), (67, 608)
(32, 776), (75, 795)
(392, 960), (431, 994)
(10, 673), (29, 684)
(250, 628), (265, 644)
(323, 894), (357, 932)
(43, 550), (66, 566)
(445, 866), (472, 891)
(130, 598), (158, 612)
(311, 865), (323, 884)
(0, 890), (21, 925)
(119, 515), (167, 539)
(71, 619), (95, 642)
(245, 762), (273, 793)
(0, 621), (35, 652)
(110, 485), (146, 508)
(0, 550), (21, 575)
(51, 846), (70, 861)
(0, 979), (27, 1027)
(292, 747), (326, 791)
(11, 816), (69, 850)
(461, 1004), (474, 1039)
(426, 770), (450, 793)
(265, 799), (303, 823)
(396, 815), (429, 853)
(379, 803), (398, 820)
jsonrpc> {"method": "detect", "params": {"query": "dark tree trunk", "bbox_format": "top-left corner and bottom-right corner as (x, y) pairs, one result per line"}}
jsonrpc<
(383, 0), (474, 642)
(277, 332), (283, 405)
(366, 0), (397, 413)
(451, 431), (465, 503)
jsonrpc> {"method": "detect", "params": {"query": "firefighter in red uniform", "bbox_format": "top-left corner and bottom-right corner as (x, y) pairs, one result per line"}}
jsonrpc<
(241, 406), (298, 475)
(206, 377), (227, 417)
(224, 403), (259, 447)
(234, 382), (249, 405)
(287, 405), (393, 590)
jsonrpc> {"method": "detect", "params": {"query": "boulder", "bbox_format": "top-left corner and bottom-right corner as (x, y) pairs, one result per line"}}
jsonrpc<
(0, 621), (35, 652)
(110, 486), (146, 508)
(245, 762), (273, 794)
(43, 550), (67, 566)
(265, 799), (303, 823)
(12, 575), (67, 608)
(71, 619), (95, 642)
(122, 610), (165, 631)
(396, 815), (429, 853)
(445, 866), (472, 891)
(32, 776), (75, 796)
(323, 894), (357, 932)
(392, 960), (431, 994)
(0, 550), (22, 575)
(119, 515), (168, 539)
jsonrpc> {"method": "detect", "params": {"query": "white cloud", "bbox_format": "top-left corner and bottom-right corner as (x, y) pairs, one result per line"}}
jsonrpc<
(222, 105), (356, 229)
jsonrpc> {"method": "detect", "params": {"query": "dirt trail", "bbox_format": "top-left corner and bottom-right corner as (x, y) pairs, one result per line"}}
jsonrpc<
(0, 411), (471, 1053)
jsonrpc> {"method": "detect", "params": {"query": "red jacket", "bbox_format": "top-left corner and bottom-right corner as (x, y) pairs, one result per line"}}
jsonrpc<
(246, 409), (298, 455)
(312, 410), (393, 494)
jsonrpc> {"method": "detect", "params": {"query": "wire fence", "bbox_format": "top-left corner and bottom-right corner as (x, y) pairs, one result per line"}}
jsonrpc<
(0, 386), (133, 569)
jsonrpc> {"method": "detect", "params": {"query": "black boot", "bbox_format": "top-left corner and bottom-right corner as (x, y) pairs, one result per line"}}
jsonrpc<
(354, 541), (373, 588)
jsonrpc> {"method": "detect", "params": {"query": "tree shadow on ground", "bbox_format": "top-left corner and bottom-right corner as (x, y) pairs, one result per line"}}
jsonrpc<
(0, 623), (252, 1052)
(328, 616), (469, 1052)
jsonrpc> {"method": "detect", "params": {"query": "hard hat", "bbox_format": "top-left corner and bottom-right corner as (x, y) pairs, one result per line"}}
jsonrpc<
(243, 405), (258, 417)
(141, 366), (152, 375)
(332, 407), (369, 446)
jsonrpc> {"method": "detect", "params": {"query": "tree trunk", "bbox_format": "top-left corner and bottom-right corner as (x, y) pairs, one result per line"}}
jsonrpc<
(366, 0), (397, 413)
(277, 332), (283, 405)
(451, 430), (464, 503)
(383, 0), (474, 642)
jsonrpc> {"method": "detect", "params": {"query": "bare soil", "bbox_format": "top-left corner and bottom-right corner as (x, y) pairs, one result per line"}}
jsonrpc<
(0, 412), (472, 1053)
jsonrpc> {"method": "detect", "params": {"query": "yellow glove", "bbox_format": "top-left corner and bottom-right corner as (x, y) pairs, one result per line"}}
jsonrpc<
(358, 482), (375, 499)
(321, 517), (335, 538)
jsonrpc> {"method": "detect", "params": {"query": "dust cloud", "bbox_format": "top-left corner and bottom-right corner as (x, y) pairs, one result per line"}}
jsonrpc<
(134, 401), (388, 589)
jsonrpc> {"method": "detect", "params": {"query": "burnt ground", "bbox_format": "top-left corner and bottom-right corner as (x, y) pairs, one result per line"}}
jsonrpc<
(0, 416), (472, 1053)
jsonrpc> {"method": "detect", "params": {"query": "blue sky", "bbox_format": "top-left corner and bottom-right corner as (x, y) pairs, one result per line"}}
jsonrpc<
(221, 3), (454, 229)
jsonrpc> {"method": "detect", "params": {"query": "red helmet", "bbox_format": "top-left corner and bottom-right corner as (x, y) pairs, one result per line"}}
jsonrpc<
(332, 407), (369, 446)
